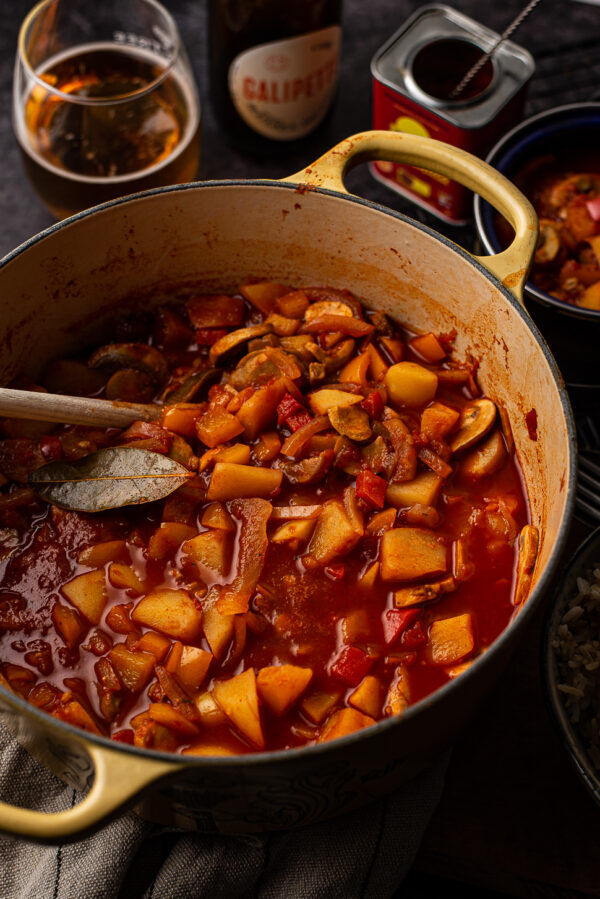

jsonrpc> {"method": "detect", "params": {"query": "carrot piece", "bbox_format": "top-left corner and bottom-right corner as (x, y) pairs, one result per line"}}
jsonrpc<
(410, 332), (447, 362)
(339, 352), (370, 385)
(195, 409), (244, 448)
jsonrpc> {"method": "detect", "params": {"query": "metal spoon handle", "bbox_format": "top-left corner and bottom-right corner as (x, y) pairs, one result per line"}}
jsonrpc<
(0, 388), (161, 429)
(450, 0), (542, 100)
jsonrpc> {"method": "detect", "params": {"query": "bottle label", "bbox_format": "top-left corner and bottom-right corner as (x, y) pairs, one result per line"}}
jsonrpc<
(228, 26), (341, 140)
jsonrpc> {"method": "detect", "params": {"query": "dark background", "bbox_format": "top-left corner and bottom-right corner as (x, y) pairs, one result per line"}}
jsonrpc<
(1, 1), (600, 896)
(2, 0), (600, 257)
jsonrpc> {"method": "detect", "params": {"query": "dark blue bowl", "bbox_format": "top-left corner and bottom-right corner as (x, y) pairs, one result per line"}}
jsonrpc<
(474, 102), (600, 388)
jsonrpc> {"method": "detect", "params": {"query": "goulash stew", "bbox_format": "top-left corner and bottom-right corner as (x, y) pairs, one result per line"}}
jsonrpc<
(0, 283), (534, 755)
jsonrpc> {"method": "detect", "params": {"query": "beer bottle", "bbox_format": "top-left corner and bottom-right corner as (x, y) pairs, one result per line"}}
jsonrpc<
(208, 0), (343, 150)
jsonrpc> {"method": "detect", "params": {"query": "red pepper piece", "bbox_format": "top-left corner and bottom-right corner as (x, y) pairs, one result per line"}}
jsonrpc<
(355, 469), (387, 509)
(286, 409), (313, 432)
(324, 564), (345, 580)
(400, 620), (427, 650)
(111, 729), (134, 744)
(330, 645), (373, 686)
(382, 609), (421, 645)
(277, 392), (305, 425)
(39, 435), (63, 461)
(361, 391), (384, 420)
(195, 328), (228, 346)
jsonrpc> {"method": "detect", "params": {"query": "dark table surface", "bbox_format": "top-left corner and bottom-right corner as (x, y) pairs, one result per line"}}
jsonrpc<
(1, 0), (600, 896)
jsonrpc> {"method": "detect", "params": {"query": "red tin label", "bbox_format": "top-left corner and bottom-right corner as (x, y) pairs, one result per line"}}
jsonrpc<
(372, 82), (478, 222)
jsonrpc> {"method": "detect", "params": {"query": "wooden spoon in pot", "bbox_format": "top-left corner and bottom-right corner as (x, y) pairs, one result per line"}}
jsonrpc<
(0, 387), (162, 429)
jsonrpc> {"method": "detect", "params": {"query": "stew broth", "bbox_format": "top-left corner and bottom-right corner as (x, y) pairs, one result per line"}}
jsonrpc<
(0, 283), (531, 754)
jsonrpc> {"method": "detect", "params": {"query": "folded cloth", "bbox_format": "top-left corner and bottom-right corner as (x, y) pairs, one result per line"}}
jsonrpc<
(0, 723), (449, 899)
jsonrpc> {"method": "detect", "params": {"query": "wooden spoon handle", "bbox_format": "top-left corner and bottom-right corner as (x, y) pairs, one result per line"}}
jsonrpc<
(0, 388), (161, 429)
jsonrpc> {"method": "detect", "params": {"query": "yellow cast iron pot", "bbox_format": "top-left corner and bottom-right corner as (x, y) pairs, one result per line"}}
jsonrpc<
(0, 131), (575, 840)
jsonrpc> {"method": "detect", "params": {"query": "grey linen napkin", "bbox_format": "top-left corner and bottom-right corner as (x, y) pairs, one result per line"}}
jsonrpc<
(0, 723), (448, 899)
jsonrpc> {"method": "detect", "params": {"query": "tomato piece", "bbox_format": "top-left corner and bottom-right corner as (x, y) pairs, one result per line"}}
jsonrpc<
(330, 645), (373, 686)
(355, 470), (387, 509)
(361, 391), (384, 420)
(400, 620), (427, 649)
(195, 328), (228, 346)
(382, 608), (420, 645)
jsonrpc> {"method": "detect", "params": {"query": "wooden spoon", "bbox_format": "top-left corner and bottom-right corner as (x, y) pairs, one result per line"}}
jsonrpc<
(0, 387), (162, 429)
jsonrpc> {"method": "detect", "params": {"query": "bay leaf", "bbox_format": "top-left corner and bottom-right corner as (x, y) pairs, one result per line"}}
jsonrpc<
(29, 446), (193, 512)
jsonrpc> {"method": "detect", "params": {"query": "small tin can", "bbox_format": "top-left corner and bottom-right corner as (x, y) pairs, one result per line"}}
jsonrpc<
(370, 4), (535, 224)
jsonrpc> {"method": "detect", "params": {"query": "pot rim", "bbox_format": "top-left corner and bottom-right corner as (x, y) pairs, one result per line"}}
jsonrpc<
(474, 100), (600, 321)
(0, 178), (577, 768)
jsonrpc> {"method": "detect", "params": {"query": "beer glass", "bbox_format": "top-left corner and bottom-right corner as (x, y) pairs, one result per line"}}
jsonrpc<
(13, 0), (201, 219)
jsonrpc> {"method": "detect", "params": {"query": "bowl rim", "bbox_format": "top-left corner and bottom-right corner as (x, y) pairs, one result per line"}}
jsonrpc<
(474, 100), (600, 321)
(542, 524), (600, 808)
(0, 177), (577, 768)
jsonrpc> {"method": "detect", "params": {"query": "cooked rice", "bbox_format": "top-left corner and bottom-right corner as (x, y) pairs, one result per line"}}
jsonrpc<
(551, 564), (600, 773)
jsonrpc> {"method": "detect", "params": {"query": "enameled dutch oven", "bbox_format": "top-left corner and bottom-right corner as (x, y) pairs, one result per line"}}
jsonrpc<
(0, 131), (575, 840)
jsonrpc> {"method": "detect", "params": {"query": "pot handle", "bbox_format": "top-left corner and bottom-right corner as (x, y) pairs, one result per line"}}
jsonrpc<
(284, 130), (538, 304)
(0, 739), (176, 840)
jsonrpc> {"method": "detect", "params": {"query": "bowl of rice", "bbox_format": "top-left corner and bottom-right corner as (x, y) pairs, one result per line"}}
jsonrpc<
(544, 526), (600, 806)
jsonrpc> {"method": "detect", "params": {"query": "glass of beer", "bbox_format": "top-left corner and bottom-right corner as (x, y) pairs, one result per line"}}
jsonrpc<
(13, 0), (201, 219)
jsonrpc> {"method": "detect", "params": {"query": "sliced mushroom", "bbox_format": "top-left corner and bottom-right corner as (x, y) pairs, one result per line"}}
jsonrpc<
(393, 576), (455, 608)
(105, 368), (156, 403)
(228, 352), (281, 390)
(279, 449), (335, 485)
(308, 337), (355, 374)
(89, 343), (169, 386)
(162, 367), (222, 403)
(247, 333), (281, 352)
(535, 220), (561, 264)
(303, 287), (364, 318)
(370, 311), (395, 336)
(512, 524), (539, 608)
(304, 300), (353, 322)
(449, 398), (497, 455)
(308, 362), (326, 384)
(279, 335), (316, 362)
(208, 323), (273, 365)
(460, 429), (506, 480)
(328, 405), (372, 442)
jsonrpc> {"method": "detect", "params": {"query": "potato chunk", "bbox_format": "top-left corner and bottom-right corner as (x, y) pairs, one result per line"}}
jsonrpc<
(385, 471), (442, 508)
(212, 668), (265, 749)
(428, 613), (475, 666)
(183, 529), (230, 580)
(147, 523), (197, 561)
(132, 589), (202, 642)
(176, 645), (213, 691)
(108, 644), (156, 693)
(348, 676), (383, 719)
(308, 389), (363, 416)
(385, 362), (438, 408)
(61, 570), (107, 625)
(306, 499), (362, 566)
(206, 462), (282, 501)
(201, 600), (235, 659)
(318, 708), (375, 742)
(380, 528), (447, 582)
(256, 665), (313, 715)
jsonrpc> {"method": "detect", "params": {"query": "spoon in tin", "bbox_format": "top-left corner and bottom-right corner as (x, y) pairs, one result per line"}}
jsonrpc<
(450, 0), (542, 100)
